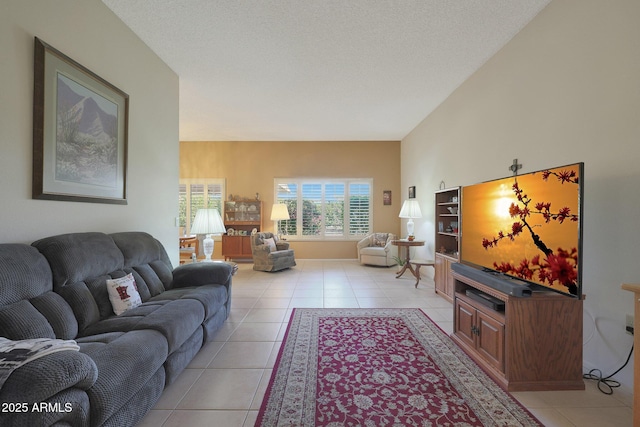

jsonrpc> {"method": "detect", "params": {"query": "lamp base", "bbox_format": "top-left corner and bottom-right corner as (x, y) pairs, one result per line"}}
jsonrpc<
(202, 234), (214, 261)
(406, 218), (415, 240)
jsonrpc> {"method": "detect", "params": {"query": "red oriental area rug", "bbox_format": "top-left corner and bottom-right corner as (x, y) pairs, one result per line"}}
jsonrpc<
(256, 308), (542, 427)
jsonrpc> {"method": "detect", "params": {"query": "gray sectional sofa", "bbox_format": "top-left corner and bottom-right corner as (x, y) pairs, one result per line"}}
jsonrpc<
(0, 231), (233, 427)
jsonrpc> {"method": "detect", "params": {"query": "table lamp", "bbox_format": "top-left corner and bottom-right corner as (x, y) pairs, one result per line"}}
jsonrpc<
(270, 203), (290, 239)
(399, 199), (422, 240)
(190, 208), (226, 261)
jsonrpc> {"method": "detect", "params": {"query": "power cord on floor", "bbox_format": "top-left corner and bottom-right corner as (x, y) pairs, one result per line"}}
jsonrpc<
(583, 344), (633, 395)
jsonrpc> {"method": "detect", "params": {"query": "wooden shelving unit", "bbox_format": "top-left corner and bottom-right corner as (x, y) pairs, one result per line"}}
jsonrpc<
(222, 199), (262, 260)
(434, 187), (460, 302)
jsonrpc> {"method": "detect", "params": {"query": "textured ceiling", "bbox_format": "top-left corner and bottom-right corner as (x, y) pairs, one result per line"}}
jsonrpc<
(102, 0), (551, 141)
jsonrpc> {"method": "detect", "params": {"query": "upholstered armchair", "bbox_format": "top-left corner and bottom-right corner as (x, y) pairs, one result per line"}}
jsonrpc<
(357, 232), (398, 266)
(251, 232), (296, 272)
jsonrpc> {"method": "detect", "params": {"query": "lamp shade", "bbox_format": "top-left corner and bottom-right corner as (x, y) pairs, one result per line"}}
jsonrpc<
(190, 209), (226, 235)
(399, 200), (422, 219)
(270, 204), (290, 221)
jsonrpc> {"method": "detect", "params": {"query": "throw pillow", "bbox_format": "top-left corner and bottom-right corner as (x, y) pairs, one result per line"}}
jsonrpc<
(106, 273), (142, 316)
(263, 237), (277, 252)
(373, 233), (388, 247)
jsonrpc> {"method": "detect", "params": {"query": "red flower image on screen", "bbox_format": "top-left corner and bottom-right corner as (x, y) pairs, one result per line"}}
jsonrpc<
(479, 169), (580, 295)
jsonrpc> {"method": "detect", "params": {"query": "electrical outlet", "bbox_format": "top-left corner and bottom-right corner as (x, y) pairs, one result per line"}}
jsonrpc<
(626, 314), (634, 335)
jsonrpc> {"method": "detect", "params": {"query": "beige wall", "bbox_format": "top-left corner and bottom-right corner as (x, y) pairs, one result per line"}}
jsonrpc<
(180, 141), (401, 258)
(402, 0), (639, 391)
(1, 1), (180, 263)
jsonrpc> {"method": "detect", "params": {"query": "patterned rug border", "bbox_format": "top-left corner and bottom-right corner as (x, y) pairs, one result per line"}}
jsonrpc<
(256, 308), (542, 426)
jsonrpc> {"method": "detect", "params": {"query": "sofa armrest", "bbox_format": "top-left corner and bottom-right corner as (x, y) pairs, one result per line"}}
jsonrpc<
(357, 236), (372, 250)
(0, 350), (97, 403)
(170, 261), (233, 289)
(275, 241), (290, 250)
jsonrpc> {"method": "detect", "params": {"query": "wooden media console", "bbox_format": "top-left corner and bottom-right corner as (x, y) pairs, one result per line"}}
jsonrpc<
(451, 269), (585, 392)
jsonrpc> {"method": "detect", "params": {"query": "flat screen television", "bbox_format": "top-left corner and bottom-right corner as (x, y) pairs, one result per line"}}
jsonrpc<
(460, 162), (584, 298)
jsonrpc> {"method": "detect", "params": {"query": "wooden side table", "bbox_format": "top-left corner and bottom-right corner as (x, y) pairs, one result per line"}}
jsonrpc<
(391, 239), (425, 284)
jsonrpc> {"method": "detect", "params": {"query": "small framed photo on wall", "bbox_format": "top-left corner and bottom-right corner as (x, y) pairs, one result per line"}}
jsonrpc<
(383, 190), (392, 205)
(408, 186), (416, 199)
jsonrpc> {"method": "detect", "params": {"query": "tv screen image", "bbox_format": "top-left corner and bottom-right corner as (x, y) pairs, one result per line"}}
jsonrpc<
(460, 163), (583, 298)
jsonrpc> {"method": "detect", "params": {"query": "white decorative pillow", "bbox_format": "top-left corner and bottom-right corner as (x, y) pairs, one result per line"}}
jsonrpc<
(263, 237), (277, 252)
(106, 273), (142, 315)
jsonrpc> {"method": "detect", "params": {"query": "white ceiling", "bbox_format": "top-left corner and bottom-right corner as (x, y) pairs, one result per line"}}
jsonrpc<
(102, 0), (551, 141)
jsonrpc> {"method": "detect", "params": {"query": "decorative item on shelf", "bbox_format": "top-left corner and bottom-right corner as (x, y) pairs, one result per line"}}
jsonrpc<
(190, 209), (226, 262)
(399, 199), (422, 240)
(447, 206), (458, 214)
(271, 203), (290, 240)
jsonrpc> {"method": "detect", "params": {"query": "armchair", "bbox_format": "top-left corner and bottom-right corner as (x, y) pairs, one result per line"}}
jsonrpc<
(251, 232), (296, 272)
(357, 232), (398, 266)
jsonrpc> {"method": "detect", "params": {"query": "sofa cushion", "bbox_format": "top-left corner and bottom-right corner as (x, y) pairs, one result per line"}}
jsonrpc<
(359, 246), (387, 256)
(0, 244), (78, 340)
(0, 300), (56, 340)
(263, 237), (277, 251)
(56, 282), (101, 333)
(76, 330), (168, 426)
(126, 263), (169, 297)
(150, 284), (228, 319)
(30, 292), (79, 339)
(106, 273), (142, 315)
(79, 299), (205, 354)
(32, 232), (125, 291)
(111, 232), (173, 296)
(0, 244), (54, 304)
(110, 232), (172, 269)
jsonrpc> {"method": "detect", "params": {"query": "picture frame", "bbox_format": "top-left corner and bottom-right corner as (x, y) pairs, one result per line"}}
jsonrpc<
(408, 186), (416, 199)
(383, 190), (392, 205)
(33, 38), (128, 204)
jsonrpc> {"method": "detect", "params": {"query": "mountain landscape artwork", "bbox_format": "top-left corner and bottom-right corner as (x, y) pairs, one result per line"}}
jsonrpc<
(33, 37), (128, 204)
(56, 74), (118, 188)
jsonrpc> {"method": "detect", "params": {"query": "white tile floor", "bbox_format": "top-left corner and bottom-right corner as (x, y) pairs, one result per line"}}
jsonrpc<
(137, 260), (633, 427)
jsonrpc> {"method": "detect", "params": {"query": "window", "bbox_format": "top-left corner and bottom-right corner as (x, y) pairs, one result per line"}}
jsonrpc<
(179, 179), (225, 234)
(275, 178), (372, 239)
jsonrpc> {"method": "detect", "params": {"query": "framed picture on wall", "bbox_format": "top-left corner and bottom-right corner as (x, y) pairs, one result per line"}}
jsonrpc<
(32, 37), (129, 204)
(383, 190), (392, 205)
(408, 186), (416, 199)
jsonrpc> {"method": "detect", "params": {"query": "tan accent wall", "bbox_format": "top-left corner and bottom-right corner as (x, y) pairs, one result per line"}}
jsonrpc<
(180, 141), (401, 259)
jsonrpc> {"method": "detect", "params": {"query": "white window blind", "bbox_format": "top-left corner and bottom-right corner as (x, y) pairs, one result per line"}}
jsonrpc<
(274, 178), (372, 240)
(179, 179), (225, 234)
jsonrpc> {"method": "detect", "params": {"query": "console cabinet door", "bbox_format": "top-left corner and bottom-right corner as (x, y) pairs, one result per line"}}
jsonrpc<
(455, 298), (476, 348)
(455, 297), (506, 374)
(476, 311), (505, 373)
